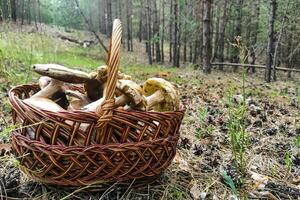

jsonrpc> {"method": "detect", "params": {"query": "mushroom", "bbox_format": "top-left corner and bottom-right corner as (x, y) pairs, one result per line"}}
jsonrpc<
(115, 80), (146, 110)
(38, 76), (51, 89)
(65, 90), (91, 110)
(143, 78), (179, 112)
(33, 64), (132, 101)
(24, 76), (67, 112)
(36, 76), (69, 109)
(24, 97), (65, 112)
(33, 64), (103, 101)
(83, 80), (146, 112)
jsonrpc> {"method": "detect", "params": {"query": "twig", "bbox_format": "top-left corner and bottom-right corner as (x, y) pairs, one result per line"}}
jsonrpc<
(73, 0), (108, 53)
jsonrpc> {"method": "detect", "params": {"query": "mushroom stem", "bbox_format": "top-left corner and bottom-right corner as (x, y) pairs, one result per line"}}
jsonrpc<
(24, 97), (65, 112)
(146, 90), (165, 110)
(32, 78), (64, 99)
(115, 94), (129, 107)
(82, 97), (105, 112)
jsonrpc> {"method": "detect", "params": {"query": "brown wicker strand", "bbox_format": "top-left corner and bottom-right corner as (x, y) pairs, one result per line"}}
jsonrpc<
(96, 19), (122, 144)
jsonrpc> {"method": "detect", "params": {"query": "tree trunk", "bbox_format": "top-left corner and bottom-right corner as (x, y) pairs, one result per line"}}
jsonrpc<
(27, 0), (31, 24)
(202, 0), (212, 74)
(146, 0), (152, 64)
(37, 0), (41, 23)
(193, 0), (203, 64)
(172, 0), (179, 67)
(2, 0), (9, 20)
(161, 0), (165, 63)
(33, 0), (38, 30)
(183, 0), (187, 63)
(248, 0), (260, 74)
(232, 0), (243, 71)
(153, 0), (161, 62)
(138, 2), (143, 42)
(213, 4), (220, 62)
(99, 0), (107, 34)
(265, 0), (276, 82)
(272, 0), (289, 81)
(189, 42), (193, 62)
(10, 0), (16, 21)
(21, 0), (25, 25)
(126, 0), (133, 51)
(217, 0), (228, 70)
(106, 0), (112, 37)
(169, 0), (173, 63)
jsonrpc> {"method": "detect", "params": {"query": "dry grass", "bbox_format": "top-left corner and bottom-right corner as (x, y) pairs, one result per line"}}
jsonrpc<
(0, 22), (300, 199)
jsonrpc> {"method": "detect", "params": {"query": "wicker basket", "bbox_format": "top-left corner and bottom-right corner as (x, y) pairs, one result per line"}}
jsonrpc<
(8, 19), (185, 186)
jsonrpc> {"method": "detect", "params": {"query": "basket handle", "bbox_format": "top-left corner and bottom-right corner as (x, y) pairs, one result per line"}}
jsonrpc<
(95, 19), (122, 143)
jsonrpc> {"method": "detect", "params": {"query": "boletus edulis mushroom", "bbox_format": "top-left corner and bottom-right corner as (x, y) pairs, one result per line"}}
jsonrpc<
(143, 77), (179, 111)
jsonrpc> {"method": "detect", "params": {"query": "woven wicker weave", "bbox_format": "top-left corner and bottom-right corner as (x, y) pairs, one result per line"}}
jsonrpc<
(8, 19), (185, 186)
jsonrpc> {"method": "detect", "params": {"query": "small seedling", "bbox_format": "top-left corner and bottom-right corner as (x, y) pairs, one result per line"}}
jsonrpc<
(284, 151), (292, 172)
(195, 107), (215, 139)
(170, 187), (184, 199)
(295, 136), (300, 148)
(220, 170), (238, 197)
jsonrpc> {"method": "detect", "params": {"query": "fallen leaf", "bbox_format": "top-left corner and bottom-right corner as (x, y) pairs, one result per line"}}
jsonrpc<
(174, 153), (190, 172)
(190, 182), (201, 200)
(0, 143), (12, 156)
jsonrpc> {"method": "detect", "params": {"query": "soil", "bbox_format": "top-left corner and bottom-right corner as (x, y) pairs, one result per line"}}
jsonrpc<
(0, 24), (299, 200)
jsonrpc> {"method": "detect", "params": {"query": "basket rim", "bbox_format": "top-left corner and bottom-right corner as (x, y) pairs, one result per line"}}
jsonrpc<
(8, 83), (186, 116)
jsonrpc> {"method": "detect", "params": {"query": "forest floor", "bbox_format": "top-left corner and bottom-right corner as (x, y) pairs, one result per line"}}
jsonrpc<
(0, 23), (300, 199)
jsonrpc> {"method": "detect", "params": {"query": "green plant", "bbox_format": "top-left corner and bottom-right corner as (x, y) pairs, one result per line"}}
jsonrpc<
(0, 124), (19, 141)
(284, 151), (292, 172)
(195, 107), (215, 139)
(295, 135), (300, 148)
(170, 187), (184, 200)
(225, 38), (248, 199)
(221, 170), (238, 197)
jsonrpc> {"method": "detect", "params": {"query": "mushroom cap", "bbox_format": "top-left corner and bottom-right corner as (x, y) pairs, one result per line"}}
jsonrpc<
(33, 64), (92, 83)
(96, 65), (132, 82)
(38, 76), (51, 89)
(143, 78), (179, 111)
(117, 80), (146, 108)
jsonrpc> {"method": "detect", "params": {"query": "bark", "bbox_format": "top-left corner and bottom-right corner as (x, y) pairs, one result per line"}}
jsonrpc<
(99, 0), (107, 34)
(189, 42), (193, 62)
(2, 0), (9, 19)
(183, 0), (187, 62)
(27, 0), (31, 24)
(10, 0), (16, 21)
(172, 0), (179, 67)
(126, 0), (133, 51)
(265, 0), (276, 82)
(161, 0), (165, 63)
(21, 0), (25, 25)
(193, 0), (203, 64)
(202, 0), (212, 73)
(232, 0), (243, 71)
(106, 0), (112, 37)
(247, 0), (260, 74)
(146, 0), (152, 64)
(138, 2), (143, 42)
(33, 0), (38, 30)
(213, 4), (220, 62)
(272, 0), (289, 81)
(153, 0), (161, 62)
(217, 0), (228, 70)
(37, 0), (41, 23)
(169, 0), (173, 63)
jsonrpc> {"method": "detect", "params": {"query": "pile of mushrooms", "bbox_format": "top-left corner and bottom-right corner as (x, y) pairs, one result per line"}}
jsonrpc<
(24, 64), (180, 114)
